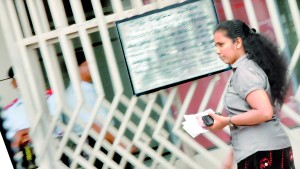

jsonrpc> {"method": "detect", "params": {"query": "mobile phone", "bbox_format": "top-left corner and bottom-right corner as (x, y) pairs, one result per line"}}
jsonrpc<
(202, 115), (214, 126)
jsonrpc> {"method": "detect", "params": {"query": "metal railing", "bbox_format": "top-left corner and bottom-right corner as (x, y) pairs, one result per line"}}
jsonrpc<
(0, 0), (299, 168)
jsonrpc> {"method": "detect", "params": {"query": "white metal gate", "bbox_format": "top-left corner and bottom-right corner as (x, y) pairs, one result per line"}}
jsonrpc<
(0, 0), (299, 169)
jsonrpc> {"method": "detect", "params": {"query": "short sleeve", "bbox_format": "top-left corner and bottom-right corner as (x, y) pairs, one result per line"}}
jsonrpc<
(235, 67), (267, 99)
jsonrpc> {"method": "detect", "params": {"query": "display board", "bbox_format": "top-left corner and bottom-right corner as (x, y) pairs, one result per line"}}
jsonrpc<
(116, 0), (231, 96)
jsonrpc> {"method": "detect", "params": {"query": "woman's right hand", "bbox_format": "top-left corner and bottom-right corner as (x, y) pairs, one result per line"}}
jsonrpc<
(205, 111), (229, 130)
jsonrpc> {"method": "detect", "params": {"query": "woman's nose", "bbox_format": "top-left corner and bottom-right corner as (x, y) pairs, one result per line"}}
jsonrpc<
(216, 47), (220, 55)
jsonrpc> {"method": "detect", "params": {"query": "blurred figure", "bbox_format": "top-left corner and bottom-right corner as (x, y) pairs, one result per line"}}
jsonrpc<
(2, 67), (30, 147)
(48, 50), (115, 141)
(3, 67), (53, 147)
(48, 50), (135, 168)
(2, 67), (41, 169)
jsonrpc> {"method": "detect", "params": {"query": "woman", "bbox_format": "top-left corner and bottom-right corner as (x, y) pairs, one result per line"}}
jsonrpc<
(202, 20), (295, 169)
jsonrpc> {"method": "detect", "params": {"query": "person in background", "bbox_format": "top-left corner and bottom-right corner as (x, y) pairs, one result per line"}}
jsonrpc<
(3, 67), (53, 147)
(2, 67), (30, 147)
(2, 67), (49, 168)
(48, 50), (135, 168)
(199, 19), (295, 169)
(47, 50), (115, 142)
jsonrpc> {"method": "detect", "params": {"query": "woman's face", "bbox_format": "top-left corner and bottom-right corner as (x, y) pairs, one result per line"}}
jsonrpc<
(214, 30), (240, 64)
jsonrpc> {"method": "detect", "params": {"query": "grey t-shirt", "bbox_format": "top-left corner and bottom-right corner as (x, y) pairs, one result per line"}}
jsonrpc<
(224, 54), (291, 163)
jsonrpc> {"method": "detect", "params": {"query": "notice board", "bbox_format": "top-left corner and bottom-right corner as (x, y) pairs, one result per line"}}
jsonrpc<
(116, 0), (231, 96)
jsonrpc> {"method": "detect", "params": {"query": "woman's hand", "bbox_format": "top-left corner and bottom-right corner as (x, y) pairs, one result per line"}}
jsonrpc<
(204, 111), (229, 130)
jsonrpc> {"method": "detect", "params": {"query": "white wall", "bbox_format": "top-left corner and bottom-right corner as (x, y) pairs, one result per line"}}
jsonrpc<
(0, 24), (18, 108)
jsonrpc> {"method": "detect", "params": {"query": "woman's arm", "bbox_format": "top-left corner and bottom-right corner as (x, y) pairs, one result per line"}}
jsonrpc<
(230, 89), (273, 126)
(206, 89), (273, 130)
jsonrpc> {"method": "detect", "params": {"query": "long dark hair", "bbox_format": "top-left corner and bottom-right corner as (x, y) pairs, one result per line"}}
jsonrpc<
(214, 19), (288, 106)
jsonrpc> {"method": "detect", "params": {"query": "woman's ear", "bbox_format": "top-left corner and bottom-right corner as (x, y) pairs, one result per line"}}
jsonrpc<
(236, 37), (243, 49)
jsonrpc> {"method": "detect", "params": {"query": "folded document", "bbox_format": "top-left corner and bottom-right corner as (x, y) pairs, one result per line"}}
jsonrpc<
(182, 109), (213, 138)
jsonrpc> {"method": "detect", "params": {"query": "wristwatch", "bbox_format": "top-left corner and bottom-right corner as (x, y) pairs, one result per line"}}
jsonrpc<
(228, 116), (236, 128)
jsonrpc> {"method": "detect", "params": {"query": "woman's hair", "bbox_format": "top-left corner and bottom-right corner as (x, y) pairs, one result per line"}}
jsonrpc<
(214, 19), (288, 106)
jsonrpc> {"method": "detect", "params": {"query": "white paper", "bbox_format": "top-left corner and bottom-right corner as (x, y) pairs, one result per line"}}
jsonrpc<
(182, 109), (214, 138)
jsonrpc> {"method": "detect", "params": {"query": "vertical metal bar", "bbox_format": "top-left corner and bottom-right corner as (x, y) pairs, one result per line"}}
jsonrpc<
(295, 83), (300, 102)
(15, 0), (32, 37)
(131, 0), (143, 8)
(288, 42), (300, 78)
(47, 0), (68, 28)
(111, 0), (124, 13)
(91, 0), (123, 91)
(35, 0), (50, 32)
(265, 0), (286, 50)
(243, 0), (259, 31)
(80, 31), (105, 94)
(221, 0), (234, 19)
(69, 0), (105, 95)
(5, 1), (23, 39)
(45, 0), (69, 104)
(287, 0), (300, 39)
(26, 0), (43, 34)
(69, 0), (86, 24)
